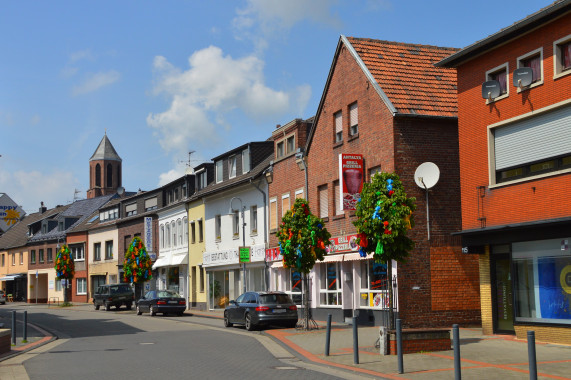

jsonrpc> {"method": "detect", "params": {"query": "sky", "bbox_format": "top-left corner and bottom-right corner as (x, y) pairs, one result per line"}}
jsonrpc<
(0, 0), (553, 214)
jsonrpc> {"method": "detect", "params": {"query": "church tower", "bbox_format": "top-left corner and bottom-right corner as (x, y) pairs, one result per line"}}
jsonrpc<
(87, 133), (122, 199)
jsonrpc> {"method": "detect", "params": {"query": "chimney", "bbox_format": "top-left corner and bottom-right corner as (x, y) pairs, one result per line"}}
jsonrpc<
(39, 201), (47, 214)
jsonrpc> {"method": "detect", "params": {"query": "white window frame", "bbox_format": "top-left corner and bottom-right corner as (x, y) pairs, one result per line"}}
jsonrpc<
(228, 155), (237, 179)
(295, 188), (304, 200)
(70, 244), (84, 261)
(516, 47), (543, 92)
(242, 148), (250, 173)
(553, 33), (571, 80)
(125, 203), (137, 217)
(215, 215), (222, 241)
(349, 102), (358, 136)
(485, 62), (509, 103)
(183, 217), (188, 246)
(359, 260), (390, 309)
(250, 205), (258, 235)
(232, 211), (240, 239)
(160, 225), (164, 249)
(178, 219), (183, 246)
(318, 185), (328, 219)
(171, 221), (177, 247)
(319, 262), (342, 307)
(334, 111), (343, 142)
(215, 160), (223, 183)
(334, 180), (343, 216)
(76, 278), (87, 295)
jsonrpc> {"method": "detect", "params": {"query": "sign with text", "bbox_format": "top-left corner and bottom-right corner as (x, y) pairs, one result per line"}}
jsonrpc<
(144, 217), (153, 253)
(339, 154), (364, 211)
(0, 193), (25, 233)
(239, 246), (251, 263)
(326, 234), (361, 255)
(265, 247), (283, 262)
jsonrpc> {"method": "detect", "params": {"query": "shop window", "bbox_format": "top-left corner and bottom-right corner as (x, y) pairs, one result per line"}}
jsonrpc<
(319, 263), (342, 306)
(359, 261), (390, 308)
(286, 269), (304, 306)
(554, 34), (571, 79)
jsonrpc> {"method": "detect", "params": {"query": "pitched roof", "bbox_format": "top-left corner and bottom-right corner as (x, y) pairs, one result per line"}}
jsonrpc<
(345, 37), (459, 117)
(90, 134), (122, 162)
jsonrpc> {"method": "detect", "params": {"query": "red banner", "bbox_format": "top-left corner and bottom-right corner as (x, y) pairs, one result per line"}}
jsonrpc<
(339, 153), (364, 211)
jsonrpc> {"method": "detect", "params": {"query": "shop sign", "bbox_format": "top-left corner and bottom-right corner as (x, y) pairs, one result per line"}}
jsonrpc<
(202, 248), (239, 267)
(250, 244), (265, 262)
(339, 153), (364, 211)
(265, 247), (283, 262)
(0, 193), (25, 233)
(144, 217), (153, 253)
(239, 247), (251, 263)
(326, 234), (361, 255)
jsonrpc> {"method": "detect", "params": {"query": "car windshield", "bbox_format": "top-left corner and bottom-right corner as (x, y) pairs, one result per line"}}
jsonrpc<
(259, 294), (292, 304)
(157, 290), (180, 298)
(111, 285), (131, 294)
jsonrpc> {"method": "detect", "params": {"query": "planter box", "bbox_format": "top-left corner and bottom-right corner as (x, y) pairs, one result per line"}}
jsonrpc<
(381, 328), (451, 355)
(0, 329), (11, 355)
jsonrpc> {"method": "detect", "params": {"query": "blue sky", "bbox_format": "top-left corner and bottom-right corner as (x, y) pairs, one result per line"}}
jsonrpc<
(0, 0), (552, 213)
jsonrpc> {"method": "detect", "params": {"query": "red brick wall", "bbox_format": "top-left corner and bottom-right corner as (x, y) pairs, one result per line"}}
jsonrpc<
(456, 14), (571, 230)
(308, 43), (480, 328)
(67, 232), (89, 303)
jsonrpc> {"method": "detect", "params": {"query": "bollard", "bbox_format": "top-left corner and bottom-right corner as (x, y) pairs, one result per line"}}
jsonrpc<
(325, 314), (332, 356)
(453, 324), (461, 380)
(396, 318), (403, 374)
(528, 331), (537, 380)
(22, 311), (28, 343)
(352, 316), (359, 364)
(11, 310), (16, 345)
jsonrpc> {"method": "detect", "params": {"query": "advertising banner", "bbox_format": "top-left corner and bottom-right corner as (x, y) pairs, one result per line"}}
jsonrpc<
(265, 247), (283, 262)
(144, 217), (153, 253)
(339, 154), (364, 210)
(0, 193), (25, 233)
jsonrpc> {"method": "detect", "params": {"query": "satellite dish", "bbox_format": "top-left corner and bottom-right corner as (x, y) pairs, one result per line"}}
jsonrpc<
(513, 67), (533, 88)
(116, 186), (125, 196)
(482, 80), (501, 100)
(414, 162), (440, 189)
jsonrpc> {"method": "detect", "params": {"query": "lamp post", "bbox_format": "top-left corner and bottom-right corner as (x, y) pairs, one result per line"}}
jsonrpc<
(295, 150), (308, 201)
(229, 197), (247, 294)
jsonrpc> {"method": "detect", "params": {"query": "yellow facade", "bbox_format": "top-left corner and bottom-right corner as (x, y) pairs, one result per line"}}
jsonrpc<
(187, 199), (207, 310)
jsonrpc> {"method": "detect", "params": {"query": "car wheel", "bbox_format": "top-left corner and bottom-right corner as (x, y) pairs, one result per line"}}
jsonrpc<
(104, 303), (111, 311)
(150, 305), (156, 316)
(224, 311), (233, 327)
(136, 305), (142, 315)
(116, 304), (121, 310)
(126, 303), (132, 310)
(94, 303), (100, 310)
(245, 313), (255, 331)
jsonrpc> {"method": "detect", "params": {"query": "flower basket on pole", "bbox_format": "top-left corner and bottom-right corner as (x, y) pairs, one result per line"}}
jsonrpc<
(123, 236), (153, 299)
(54, 244), (75, 305)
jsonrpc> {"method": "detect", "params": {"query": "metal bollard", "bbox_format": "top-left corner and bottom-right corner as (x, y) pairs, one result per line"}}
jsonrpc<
(22, 311), (28, 343)
(453, 324), (461, 380)
(325, 314), (332, 356)
(11, 310), (16, 345)
(528, 331), (537, 380)
(396, 318), (403, 374)
(352, 316), (359, 364)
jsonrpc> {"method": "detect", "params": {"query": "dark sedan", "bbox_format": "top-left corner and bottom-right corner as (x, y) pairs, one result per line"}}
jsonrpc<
(224, 291), (298, 331)
(136, 290), (186, 316)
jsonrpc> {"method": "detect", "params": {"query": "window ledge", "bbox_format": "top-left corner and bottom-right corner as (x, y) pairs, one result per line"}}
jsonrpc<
(320, 217), (330, 222)
(490, 167), (571, 189)
(332, 214), (345, 220)
(348, 133), (359, 142)
(516, 81), (543, 93)
(333, 141), (343, 149)
(486, 93), (509, 104)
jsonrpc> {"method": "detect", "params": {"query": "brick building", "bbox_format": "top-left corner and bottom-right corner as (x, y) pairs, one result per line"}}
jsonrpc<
(295, 36), (481, 327)
(437, 1), (571, 343)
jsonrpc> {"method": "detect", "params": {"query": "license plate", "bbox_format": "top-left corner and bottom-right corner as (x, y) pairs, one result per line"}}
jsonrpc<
(168, 301), (178, 304)
(273, 309), (286, 313)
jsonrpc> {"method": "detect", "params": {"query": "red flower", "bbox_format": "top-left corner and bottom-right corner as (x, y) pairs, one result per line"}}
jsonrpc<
(384, 229), (392, 235)
(388, 190), (395, 197)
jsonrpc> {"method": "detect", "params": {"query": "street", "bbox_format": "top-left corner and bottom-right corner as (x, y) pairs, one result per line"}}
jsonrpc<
(0, 305), (361, 380)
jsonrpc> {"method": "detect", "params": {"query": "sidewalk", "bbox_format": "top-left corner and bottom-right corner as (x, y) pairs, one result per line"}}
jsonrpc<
(190, 309), (571, 380)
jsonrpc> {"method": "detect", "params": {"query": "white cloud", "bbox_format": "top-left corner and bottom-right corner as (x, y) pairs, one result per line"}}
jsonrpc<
(147, 46), (303, 156)
(72, 70), (120, 96)
(0, 169), (79, 212)
(69, 49), (94, 63)
(157, 168), (186, 187)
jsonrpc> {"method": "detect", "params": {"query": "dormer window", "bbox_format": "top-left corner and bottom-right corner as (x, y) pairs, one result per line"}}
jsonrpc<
(58, 221), (64, 231)
(242, 148), (250, 173)
(276, 141), (284, 159)
(197, 171), (207, 190)
(286, 136), (295, 154)
(229, 155), (237, 178)
(216, 160), (223, 183)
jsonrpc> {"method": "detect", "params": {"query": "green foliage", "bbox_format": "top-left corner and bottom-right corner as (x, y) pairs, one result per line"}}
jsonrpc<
(54, 244), (75, 280)
(276, 198), (331, 274)
(123, 236), (153, 283)
(353, 172), (416, 262)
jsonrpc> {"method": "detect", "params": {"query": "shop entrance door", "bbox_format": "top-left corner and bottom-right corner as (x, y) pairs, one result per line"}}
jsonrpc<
(208, 271), (229, 310)
(492, 254), (514, 333)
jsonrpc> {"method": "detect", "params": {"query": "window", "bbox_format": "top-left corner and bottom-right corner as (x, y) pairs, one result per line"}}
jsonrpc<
(95, 163), (101, 187)
(286, 136), (295, 155)
(55, 280), (62, 292)
(199, 266), (205, 292)
(554, 34), (571, 79)
(232, 211), (240, 238)
(228, 155), (237, 178)
(39, 249), (44, 263)
(242, 148), (250, 173)
(215, 215), (221, 241)
(12, 253), (15, 266)
(250, 205), (257, 235)
(100, 207), (119, 222)
(172, 221), (177, 247)
(281, 193), (290, 217)
(197, 171), (207, 189)
(160, 225), (165, 249)
(517, 48), (543, 89)
(276, 141), (284, 159)
(286, 269), (304, 306)
(94, 243), (101, 261)
(349, 102), (358, 135)
(76, 278), (87, 295)
(492, 103), (571, 184)
(191, 221), (196, 244)
(1, 254), (4, 267)
(145, 197), (157, 211)
(178, 219), (183, 246)
(105, 241), (113, 260)
(334, 111), (343, 142)
(216, 160), (223, 183)
(31, 250), (36, 264)
(198, 219), (203, 242)
(369, 166), (382, 181)
(166, 223), (171, 247)
(21, 251), (25, 264)
(295, 188), (304, 200)
(318, 185), (328, 218)
(106, 163), (113, 188)
(69, 244), (84, 261)
(320, 263), (342, 306)
(125, 203), (137, 217)
(174, 188), (179, 201)
(269, 197), (277, 231)
(360, 260), (389, 308)
(183, 217), (188, 246)
(334, 180), (343, 216)
(486, 63), (509, 101)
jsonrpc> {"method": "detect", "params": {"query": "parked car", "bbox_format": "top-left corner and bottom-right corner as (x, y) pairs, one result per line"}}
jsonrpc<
(0, 290), (5, 305)
(93, 283), (135, 311)
(136, 290), (186, 316)
(224, 291), (298, 331)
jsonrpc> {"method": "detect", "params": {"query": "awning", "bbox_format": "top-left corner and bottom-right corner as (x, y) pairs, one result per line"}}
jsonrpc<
(0, 274), (24, 281)
(322, 252), (371, 262)
(152, 256), (170, 270)
(170, 254), (188, 266)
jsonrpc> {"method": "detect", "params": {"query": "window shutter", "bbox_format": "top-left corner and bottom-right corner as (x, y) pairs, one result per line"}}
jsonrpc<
(334, 181), (342, 215)
(270, 200), (277, 230)
(350, 103), (358, 127)
(319, 186), (328, 218)
(282, 196), (290, 217)
(126, 203), (137, 213)
(335, 112), (343, 134)
(145, 197), (157, 209)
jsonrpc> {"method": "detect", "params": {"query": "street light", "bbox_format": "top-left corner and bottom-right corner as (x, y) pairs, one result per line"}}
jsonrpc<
(229, 197), (247, 294)
(295, 149), (308, 201)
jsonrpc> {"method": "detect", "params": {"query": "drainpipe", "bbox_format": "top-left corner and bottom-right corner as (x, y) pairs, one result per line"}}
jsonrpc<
(250, 177), (268, 290)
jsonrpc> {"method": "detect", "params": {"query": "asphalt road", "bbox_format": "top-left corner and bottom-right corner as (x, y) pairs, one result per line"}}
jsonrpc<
(0, 306), (357, 380)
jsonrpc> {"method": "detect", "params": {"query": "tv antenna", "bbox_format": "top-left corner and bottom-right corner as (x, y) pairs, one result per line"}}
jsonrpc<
(73, 188), (83, 201)
(180, 151), (196, 174)
(414, 162), (440, 241)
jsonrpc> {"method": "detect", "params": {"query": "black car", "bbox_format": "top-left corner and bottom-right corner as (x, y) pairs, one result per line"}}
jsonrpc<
(136, 290), (186, 316)
(93, 283), (135, 311)
(224, 291), (298, 331)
